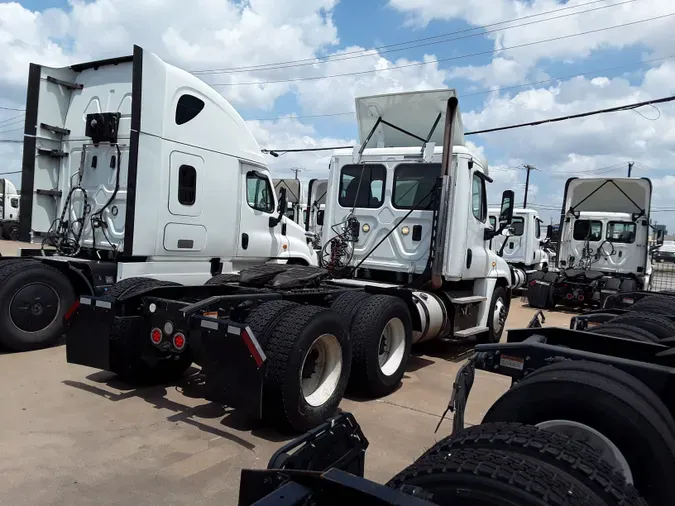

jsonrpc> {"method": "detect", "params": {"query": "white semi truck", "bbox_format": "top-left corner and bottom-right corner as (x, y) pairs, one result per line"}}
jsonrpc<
(0, 178), (20, 241)
(0, 46), (316, 352)
(487, 207), (550, 276)
(65, 82), (523, 432)
(527, 177), (664, 308)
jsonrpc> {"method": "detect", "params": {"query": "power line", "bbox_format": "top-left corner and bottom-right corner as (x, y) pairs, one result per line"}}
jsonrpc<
(261, 94), (675, 153)
(247, 54), (675, 122)
(209, 13), (675, 87)
(464, 95), (675, 135)
(0, 105), (24, 112)
(0, 113), (24, 127)
(0, 170), (22, 175)
(0, 139), (23, 144)
(193, 0), (634, 75)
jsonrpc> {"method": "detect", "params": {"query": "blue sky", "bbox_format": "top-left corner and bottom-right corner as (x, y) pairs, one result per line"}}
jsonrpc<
(1, 0), (674, 228)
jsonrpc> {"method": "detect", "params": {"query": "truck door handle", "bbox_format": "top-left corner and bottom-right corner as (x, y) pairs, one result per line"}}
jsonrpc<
(242, 233), (249, 250)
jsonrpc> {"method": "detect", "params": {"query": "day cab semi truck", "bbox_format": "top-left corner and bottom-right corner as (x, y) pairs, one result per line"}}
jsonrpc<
(0, 178), (20, 241)
(527, 177), (664, 309)
(64, 68), (524, 432)
(487, 207), (550, 278)
(0, 46), (316, 352)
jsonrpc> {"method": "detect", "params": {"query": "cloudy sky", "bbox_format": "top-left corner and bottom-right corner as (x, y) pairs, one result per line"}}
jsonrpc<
(1, 0), (674, 228)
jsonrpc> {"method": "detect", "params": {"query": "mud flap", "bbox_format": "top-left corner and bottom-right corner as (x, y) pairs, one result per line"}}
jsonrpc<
(65, 296), (115, 371)
(189, 317), (266, 419)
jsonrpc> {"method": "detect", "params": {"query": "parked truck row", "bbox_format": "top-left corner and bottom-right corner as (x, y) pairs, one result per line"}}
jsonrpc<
(0, 46), (529, 432)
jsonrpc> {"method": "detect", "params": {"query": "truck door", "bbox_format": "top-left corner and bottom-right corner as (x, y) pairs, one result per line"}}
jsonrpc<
(238, 164), (285, 261)
(463, 170), (491, 278)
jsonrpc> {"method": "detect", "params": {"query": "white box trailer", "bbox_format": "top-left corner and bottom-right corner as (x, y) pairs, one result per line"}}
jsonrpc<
(0, 46), (316, 352)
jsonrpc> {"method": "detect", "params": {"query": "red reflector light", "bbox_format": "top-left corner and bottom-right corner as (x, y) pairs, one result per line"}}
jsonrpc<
(64, 300), (81, 321)
(566, 293), (573, 300)
(150, 328), (162, 344)
(173, 332), (186, 350)
(578, 294), (585, 301)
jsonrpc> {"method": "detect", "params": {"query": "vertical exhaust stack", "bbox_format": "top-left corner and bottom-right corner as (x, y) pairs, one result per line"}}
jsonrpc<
(430, 96), (459, 289)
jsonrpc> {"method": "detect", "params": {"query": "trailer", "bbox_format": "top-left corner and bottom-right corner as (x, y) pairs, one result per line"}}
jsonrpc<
(237, 410), (646, 505)
(445, 293), (675, 505)
(65, 88), (525, 432)
(527, 177), (665, 310)
(0, 178), (20, 241)
(0, 46), (317, 352)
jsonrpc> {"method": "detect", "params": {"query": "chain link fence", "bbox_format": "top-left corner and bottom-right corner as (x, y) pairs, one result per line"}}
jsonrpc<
(649, 260), (675, 292)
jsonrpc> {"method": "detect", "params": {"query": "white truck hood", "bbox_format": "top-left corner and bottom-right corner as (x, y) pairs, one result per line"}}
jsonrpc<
(564, 177), (652, 216)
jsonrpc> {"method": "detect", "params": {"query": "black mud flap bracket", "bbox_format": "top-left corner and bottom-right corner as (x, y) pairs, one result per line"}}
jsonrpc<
(65, 296), (116, 371)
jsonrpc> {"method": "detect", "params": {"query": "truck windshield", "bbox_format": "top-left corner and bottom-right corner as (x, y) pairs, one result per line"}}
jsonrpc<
(392, 163), (439, 210)
(607, 221), (636, 243)
(573, 220), (603, 241)
(339, 164), (386, 209)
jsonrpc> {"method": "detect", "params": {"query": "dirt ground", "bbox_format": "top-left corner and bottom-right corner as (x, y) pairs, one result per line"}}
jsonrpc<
(0, 239), (572, 505)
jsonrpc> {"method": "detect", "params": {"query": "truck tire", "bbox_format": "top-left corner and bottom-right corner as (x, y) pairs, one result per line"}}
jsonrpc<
(329, 290), (371, 328)
(104, 278), (192, 384)
(523, 361), (675, 442)
(413, 422), (646, 506)
(483, 364), (675, 505)
(479, 286), (508, 344)
(591, 323), (659, 343)
(204, 273), (240, 285)
(262, 305), (351, 432)
(387, 446), (606, 506)
(608, 311), (675, 341)
(102, 277), (180, 300)
(0, 260), (75, 351)
(3, 222), (19, 241)
(347, 295), (412, 398)
(630, 295), (675, 315)
(245, 300), (299, 348)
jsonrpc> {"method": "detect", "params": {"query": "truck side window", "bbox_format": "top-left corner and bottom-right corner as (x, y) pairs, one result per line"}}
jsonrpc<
(10, 198), (19, 209)
(573, 220), (603, 241)
(607, 221), (636, 243)
(175, 94), (205, 125)
(471, 173), (486, 223)
(535, 218), (541, 239)
(392, 163), (439, 210)
(178, 165), (197, 205)
(338, 164), (386, 209)
(489, 216), (497, 230)
(511, 217), (525, 236)
(246, 172), (274, 213)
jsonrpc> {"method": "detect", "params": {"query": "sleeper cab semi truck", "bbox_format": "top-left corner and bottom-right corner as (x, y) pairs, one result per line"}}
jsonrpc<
(0, 45), (316, 352)
(63, 88), (521, 432)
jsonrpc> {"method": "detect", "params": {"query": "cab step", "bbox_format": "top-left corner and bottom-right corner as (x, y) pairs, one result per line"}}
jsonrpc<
(454, 326), (489, 338)
(450, 295), (486, 305)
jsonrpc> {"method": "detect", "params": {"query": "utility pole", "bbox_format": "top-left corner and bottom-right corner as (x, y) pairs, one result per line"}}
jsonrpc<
(627, 161), (634, 177)
(523, 164), (538, 208)
(290, 167), (303, 180)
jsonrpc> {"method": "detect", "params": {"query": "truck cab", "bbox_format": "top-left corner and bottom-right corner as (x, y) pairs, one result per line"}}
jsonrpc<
(488, 208), (549, 272)
(0, 178), (20, 240)
(0, 45), (316, 352)
(321, 90), (518, 342)
(528, 177), (655, 308)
